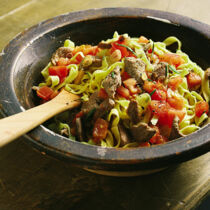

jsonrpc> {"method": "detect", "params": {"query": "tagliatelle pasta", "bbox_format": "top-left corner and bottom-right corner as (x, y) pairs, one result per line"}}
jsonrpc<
(34, 32), (209, 148)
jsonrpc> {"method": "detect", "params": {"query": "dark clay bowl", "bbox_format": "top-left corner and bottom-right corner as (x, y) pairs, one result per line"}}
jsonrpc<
(0, 8), (209, 176)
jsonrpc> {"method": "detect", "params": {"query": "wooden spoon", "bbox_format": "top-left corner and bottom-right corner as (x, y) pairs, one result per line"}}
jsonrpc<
(0, 90), (81, 147)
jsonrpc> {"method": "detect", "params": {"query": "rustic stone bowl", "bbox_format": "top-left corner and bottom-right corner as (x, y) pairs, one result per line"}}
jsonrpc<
(0, 8), (209, 176)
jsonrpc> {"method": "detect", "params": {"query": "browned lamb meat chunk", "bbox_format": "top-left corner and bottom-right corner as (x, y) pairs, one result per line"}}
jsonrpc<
(169, 116), (185, 140)
(127, 100), (141, 124)
(81, 91), (103, 114)
(124, 57), (146, 86)
(51, 47), (73, 65)
(93, 98), (115, 119)
(118, 123), (132, 146)
(98, 42), (112, 49)
(151, 62), (167, 82)
(102, 66), (122, 99)
(130, 122), (156, 143)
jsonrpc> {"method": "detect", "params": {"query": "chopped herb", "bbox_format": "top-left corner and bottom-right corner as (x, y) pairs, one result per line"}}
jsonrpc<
(85, 108), (96, 121)
(111, 71), (115, 79)
(151, 42), (155, 59)
(168, 64), (180, 74)
(147, 78), (153, 82)
(165, 65), (168, 77)
(150, 89), (156, 96)
(116, 43), (138, 57)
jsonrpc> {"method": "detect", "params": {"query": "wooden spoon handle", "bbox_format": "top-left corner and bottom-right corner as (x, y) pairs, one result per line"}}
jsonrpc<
(0, 91), (80, 147)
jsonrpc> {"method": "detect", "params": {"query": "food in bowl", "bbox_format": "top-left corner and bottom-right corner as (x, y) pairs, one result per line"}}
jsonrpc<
(33, 32), (210, 148)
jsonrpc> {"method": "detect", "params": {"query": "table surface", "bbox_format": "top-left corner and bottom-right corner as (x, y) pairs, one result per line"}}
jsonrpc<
(0, 0), (209, 210)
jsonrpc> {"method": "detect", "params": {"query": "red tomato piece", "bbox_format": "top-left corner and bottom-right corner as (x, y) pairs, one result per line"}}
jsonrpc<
(195, 101), (209, 117)
(121, 71), (131, 81)
(98, 88), (108, 99)
(187, 72), (202, 89)
(110, 36), (130, 58)
(123, 78), (140, 95)
(151, 89), (166, 101)
(116, 86), (130, 99)
(73, 45), (98, 56)
(37, 86), (54, 101)
(161, 53), (184, 67)
(143, 80), (156, 93)
(76, 53), (85, 63)
(149, 125), (168, 145)
(48, 66), (69, 80)
(168, 76), (183, 90)
(149, 100), (185, 127)
(111, 43), (129, 58)
(149, 100), (167, 116)
(93, 118), (109, 142)
(143, 81), (166, 101)
(167, 95), (184, 110)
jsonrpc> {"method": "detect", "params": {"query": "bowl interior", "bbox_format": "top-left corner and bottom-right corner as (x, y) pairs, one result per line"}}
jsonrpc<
(1, 9), (209, 169)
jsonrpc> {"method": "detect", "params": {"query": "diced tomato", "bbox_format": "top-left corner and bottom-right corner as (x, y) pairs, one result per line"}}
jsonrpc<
(143, 80), (156, 93)
(111, 43), (129, 58)
(149, 126), (168, 145)
(143, 80), (166, 101)
(76, 53), (85, 63)
(161, 53), (184, 67)
(149, 100), (185, 127)
(57, 57), (70, 66)
(195, 101), (209, 117)
(98, 88), (108, 99)
(168, 76), (183, 90)
(151, 89), (166, 101)
(187, 72), (202, 89)
(48, 66), (69, 81)
(158, 108), (185, 127)
(110, 36), (131, 58)
(121, 71), (131, 81)
(164, 108), (185, 126)
(123, 78), (140, 95)
(138, 36), (149, 44)
(116, 86), (130, 99)
(93, 118), (109, 142)
(37, 86), (54, 101)
(73, 45), (98, 56)
(167, 95), (184, 110)
(139, 142), (150, 147)
(149, 100), (167, 116)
